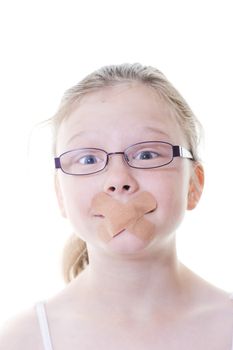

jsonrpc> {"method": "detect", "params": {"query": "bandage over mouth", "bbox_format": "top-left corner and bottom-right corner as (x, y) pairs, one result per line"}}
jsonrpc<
(91, 191), (157, 242)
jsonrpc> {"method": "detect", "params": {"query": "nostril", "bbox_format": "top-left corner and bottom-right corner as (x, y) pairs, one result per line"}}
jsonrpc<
(108, 185), (130, 192)
(147, 208), (156, 214)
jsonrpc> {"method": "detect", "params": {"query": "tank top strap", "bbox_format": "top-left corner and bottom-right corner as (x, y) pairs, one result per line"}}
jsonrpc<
(35, 301), (54, 350)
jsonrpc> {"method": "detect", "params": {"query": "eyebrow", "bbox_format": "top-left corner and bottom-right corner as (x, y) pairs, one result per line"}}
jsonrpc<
(142, 126), (169, 137)
(66, 131), (96, 146)
(66, 127), (170, 146)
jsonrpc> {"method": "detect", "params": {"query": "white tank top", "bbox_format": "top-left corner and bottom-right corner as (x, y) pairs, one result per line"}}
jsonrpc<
(35, 302), (54, 350)
(35, 295), (233, 350)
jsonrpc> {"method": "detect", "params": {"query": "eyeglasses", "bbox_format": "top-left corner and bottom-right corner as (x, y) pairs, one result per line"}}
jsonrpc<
(54, 141), (194, 176)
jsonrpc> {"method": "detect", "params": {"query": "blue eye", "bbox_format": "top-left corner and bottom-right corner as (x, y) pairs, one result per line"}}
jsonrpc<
(134, 151), (160, 160)
(79, 155), (98, 165)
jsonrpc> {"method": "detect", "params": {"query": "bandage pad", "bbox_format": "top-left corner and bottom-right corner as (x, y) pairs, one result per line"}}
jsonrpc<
(91, 191), (157, 242)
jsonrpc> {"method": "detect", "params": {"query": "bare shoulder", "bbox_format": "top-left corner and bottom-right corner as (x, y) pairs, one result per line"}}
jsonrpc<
(191, 287), (233, 348)
(0, 305), (43, 350)
(209, 290), (233, 335)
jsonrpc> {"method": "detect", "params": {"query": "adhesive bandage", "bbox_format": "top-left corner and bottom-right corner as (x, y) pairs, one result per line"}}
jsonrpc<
(91, 191), (157, 242)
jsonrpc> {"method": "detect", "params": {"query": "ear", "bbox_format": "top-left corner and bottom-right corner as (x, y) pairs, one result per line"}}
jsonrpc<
(187, 163), (204, 210)
(54, 174), (67, 218)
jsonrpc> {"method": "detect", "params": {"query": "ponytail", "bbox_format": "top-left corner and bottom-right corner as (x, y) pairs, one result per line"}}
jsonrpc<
(62, 234), (89, 283)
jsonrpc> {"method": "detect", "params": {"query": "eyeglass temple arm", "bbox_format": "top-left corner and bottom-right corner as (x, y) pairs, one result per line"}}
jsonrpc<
(173, 146), (194, 160)
(54, 157), (61, 169)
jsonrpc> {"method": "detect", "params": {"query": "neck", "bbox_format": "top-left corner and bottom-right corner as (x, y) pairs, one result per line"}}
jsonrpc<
(69, 236), (192, 321)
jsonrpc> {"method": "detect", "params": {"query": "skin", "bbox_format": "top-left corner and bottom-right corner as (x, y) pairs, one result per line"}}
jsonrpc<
(1, 83), (233, 350)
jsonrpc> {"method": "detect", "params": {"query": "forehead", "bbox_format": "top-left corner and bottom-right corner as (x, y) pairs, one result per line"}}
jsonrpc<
(71, 83), (172, 122)
(57, 83), (185, 151)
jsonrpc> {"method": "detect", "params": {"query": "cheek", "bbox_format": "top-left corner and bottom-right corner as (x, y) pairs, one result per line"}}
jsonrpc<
(161, 185), (187, 227)
(159, 185), (186, 217)
(59, 177), (94, 233)
(145, 168), (189, 232)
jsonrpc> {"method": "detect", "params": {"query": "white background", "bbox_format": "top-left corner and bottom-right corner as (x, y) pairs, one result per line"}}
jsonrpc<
(0, 0), (232, 326)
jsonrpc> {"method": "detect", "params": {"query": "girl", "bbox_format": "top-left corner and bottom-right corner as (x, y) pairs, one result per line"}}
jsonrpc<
(1, 63), (233, 350)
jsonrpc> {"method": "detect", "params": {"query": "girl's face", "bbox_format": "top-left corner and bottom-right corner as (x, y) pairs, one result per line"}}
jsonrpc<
(55, 83), (203, 255)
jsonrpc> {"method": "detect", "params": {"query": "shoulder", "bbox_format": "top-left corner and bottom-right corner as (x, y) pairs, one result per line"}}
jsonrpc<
(193, 290), (233, 348)
(0, 305), (43, 350)
(210, 293), (233, 348)
(212, 291), (233, 331)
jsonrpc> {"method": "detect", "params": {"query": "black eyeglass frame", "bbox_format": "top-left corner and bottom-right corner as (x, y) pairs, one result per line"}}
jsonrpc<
(54, 141), (194, 176)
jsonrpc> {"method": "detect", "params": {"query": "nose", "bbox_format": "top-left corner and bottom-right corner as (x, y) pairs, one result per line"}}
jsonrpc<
(103, 154), (139, 195)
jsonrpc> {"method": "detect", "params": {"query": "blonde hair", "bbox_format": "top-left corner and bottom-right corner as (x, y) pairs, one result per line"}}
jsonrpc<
(49, 63), (203, 283)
